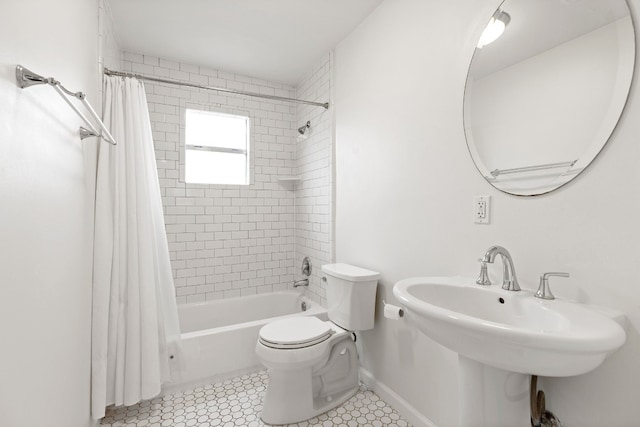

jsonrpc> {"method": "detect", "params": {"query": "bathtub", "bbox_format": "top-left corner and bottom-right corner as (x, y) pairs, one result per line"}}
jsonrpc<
(168, 291), (327, 387)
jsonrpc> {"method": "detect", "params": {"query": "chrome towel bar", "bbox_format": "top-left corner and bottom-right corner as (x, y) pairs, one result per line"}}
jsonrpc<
(15, 65), (116, 145)
(490, 160), (577, 177)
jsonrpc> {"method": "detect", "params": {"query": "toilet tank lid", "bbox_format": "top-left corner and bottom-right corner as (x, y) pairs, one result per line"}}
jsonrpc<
(321, 263), (380, 282)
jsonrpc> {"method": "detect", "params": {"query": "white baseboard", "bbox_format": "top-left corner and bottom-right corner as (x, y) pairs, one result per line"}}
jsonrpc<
(359, 367), (438, 427)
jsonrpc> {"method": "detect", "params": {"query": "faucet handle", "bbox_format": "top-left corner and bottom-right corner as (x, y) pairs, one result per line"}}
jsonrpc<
(535, 272), (569, 300)
(476, 259), (492, 286)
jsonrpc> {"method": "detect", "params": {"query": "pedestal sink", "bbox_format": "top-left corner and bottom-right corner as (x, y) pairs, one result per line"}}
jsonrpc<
(393, 276), (626, 377)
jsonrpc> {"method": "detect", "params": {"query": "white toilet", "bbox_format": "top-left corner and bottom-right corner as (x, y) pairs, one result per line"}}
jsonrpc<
(255, 263), (380, 425)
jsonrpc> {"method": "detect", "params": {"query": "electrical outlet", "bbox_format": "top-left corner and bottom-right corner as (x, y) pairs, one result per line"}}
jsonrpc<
(474, 196), (491, 224)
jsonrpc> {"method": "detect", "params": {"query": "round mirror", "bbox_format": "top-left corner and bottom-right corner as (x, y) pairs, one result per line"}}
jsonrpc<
(464, 0), (635, 196)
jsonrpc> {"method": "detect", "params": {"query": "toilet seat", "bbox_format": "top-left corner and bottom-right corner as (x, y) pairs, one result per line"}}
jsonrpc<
(259, 317), (333, 349)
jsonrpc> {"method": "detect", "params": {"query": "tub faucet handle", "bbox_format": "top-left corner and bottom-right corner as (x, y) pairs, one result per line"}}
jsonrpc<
(301, 256), (312, 277)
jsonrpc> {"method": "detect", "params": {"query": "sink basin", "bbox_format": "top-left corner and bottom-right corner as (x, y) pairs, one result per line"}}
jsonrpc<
(393, 276), (626, 377)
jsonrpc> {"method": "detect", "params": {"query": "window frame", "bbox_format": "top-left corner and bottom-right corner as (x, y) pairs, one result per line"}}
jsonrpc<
(182, 107), (251, 186)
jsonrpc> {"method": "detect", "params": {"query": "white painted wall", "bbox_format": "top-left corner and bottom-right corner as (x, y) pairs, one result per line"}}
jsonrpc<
(0, 0), (98, 426)
(334, 0), (640, 426)
(100, 0), (122, 79)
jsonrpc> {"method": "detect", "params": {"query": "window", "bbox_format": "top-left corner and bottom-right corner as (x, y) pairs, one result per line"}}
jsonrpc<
(184, 109), (250, 185)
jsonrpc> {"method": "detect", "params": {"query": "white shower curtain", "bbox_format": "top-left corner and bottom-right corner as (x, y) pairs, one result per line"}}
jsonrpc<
(91, 76), (181, 419)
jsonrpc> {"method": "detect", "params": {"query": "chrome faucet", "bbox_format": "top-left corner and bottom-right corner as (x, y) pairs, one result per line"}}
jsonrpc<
(293, 278), (309, 288)
(478, 246), (521, 291)
(294, 257), (312, 288)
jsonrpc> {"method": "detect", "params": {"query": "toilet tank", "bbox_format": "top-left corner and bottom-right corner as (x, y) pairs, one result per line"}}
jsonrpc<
(321, 263), (380, 331)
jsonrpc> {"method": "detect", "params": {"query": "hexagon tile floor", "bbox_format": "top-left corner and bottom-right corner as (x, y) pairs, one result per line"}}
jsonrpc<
(100, 370), (411, 427)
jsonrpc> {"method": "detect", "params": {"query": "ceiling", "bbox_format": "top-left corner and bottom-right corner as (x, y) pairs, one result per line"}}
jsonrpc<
(107, 0), (384, 85)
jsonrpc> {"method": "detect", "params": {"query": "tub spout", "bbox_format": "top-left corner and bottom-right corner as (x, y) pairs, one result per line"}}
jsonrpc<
(293, 278), (309, 288)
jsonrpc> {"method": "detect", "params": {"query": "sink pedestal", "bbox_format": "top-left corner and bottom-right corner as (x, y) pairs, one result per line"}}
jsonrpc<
(458, 356), (530, 427)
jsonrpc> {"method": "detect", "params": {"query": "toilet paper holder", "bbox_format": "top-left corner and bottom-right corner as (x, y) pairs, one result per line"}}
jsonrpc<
(383, 300), (405, 319)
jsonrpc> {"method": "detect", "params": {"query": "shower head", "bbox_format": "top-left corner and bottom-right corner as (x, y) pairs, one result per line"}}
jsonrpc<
(298, 121), (311, 135)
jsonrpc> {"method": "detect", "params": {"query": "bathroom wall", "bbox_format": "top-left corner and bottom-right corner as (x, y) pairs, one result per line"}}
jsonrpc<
(0, 0), (98, 426)
(294, 53), (335, 305)
(334, 0), (640, 426)
(99, 0), (122, 81)
(121, 52), (298, 303)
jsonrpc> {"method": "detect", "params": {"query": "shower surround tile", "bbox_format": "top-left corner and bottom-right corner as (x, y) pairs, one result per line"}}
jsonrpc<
(294, 53), (334, 307)
(121, 51), (335, 306)
(122, 52), (298, 303)
(100, 370), (411, 427)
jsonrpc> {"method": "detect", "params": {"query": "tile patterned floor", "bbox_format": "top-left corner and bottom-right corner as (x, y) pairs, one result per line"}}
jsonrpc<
(101, 370), (411, 427)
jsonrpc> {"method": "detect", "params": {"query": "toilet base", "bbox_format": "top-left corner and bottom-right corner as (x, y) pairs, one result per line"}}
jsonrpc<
(260, 337), (360, 425)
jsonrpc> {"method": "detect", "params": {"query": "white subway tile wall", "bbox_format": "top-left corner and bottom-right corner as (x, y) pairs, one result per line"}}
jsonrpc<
(294, 53), (334, 306)
(120, 52), (333, 305)
(122, 52), (299, 304)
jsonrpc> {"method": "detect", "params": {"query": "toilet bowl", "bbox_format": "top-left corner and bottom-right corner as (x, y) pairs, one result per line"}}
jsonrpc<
(256, 263), (380, 425)
(256, 317), (359, 425)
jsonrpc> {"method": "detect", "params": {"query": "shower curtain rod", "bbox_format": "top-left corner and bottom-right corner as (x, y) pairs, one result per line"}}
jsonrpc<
(103, 68), (329, 109)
